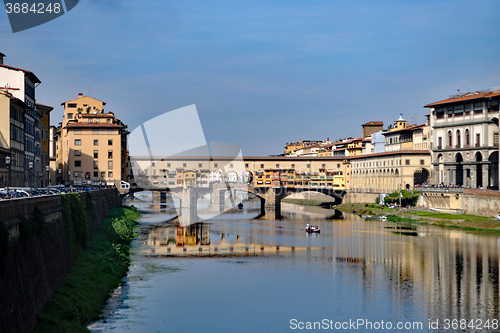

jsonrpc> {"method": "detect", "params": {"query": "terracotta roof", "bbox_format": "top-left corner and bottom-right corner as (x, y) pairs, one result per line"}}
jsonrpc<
(382, 124), (425, 135)
(36, 103), (54, 110)
(362, 121), (383, 126)
(0, 64), (41, 84)
(64, 122), (121, 129)
(425, 90), (500, 107)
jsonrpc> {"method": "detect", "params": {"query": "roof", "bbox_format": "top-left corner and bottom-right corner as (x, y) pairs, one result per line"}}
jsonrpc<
(382, 124), (425, 135)
(0, 90), (28, 107)
(0, 64), (41, 84)
(362, 121), (383, 126)
(64, 123), (122, 129)
(425, 89), (500, 107)
(36, 103), (54, 111)
(61, 94), (106, 106)
(349, 150), (430, 160)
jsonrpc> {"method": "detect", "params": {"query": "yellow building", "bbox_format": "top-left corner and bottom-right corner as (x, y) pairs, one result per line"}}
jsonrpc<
(60, 93), (128, 187)
(350, 151), (431, 193)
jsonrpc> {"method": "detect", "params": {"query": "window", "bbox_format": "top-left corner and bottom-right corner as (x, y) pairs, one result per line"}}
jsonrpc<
(420, 159), (424, 165)
(307, 164), (310, 168)
(67, 103), (77, 108)
(74, 128), (81, 135)
(93, 128), (99, 135)
(88, 119), (93, 123)
(199, 163), (203, 168)
(75, 160), (81, 167)
(495, 133), (499, 147)
(106, 128), (114, 134)
(465, 129), (470, 147)
(108, 161), (113, 169)
(436, 108), (445, 119)
(94, 150), (98, 158)
(106, 119), (111, 123)
(438, 137), (442, 149)
(465, 104), (471, 115)
(474, 102), (483, 114)
(448, 131), (452, 148)
(214, 163), (218, 168)
(108, 171), (113, 177)
(260, 164), (264, 168)
(456, 130), (461, 148)
(74, 150), (81, 156)
(94, 139), (98, 146)
(230, 163), (233, 168)
(276, 164), (280, 168)
(101, 172), (105, 178)
(108, 139), (113, 145)
(291, 164), (295, 168)
(167, 163), (171, 167)
(74, 139), (81, 146)
(322, 164), (326, 168)
(447, 106), (453, 118)
(476, 133), (480, 147)
(93, 161), (98, 169)
(93, 171), (98, 177)
(108, 150), (113, 158)
(95, 119), (100, 123)
(183, 163), (187, 167)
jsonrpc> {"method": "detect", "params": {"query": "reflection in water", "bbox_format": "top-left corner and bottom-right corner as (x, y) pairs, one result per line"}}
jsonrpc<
(90, 201), (500, 332)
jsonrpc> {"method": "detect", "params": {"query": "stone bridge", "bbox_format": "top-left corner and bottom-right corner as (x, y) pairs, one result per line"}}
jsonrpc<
(130, 184), (345, 220)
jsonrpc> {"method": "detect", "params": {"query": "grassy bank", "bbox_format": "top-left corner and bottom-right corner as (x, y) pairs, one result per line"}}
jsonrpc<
(337, 202), (500, 232)
(35, 206), (139, 333)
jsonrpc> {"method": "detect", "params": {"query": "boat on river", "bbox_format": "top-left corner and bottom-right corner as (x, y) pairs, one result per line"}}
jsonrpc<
(305, 225), (320, 233)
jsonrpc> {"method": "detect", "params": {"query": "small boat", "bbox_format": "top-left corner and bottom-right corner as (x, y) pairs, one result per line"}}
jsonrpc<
(305, 225), (320, 233)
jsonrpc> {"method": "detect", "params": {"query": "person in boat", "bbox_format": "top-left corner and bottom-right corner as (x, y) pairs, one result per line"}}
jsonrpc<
(306, 223), (310, 229)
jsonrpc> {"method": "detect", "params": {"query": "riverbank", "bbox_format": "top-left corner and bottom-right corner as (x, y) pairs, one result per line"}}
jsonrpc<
(35, 206), (139, 333)
(338, 202), (500, 232)
(284, 199), (500, 232)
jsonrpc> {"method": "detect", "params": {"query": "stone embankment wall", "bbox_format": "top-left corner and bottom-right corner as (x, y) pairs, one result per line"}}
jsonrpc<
(343, 191), (380, 204)
(0, 189), (119, 333)
(462, 189), (500, 217)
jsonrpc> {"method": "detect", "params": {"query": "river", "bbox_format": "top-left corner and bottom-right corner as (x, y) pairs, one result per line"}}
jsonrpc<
(88, 200), (500, 332)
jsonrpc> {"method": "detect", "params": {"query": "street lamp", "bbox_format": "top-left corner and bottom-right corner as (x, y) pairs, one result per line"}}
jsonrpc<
(46, 165), (50, 187)
(58, 168), (62, 193)
(5, 156), (10, 199)
(29, 161), (33, 197)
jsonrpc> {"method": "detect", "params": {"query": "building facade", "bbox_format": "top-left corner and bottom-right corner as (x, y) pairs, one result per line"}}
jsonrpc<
(58, 93), (128, 187)
(426, 89), (500, 189)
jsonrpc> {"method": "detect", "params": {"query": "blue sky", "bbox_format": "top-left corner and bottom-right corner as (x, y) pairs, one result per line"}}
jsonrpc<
(2, 0), (500, 155)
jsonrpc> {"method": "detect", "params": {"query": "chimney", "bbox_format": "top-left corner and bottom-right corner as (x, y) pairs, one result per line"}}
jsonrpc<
(0, 52), (5, 65)
(78, 92), (83, 98)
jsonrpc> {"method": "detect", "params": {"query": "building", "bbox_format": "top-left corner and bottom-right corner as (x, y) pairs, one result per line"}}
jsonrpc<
(59, 93), (128, 187)
(0, 91), (28, 187)
(425, 88), (500, 189)
(0, 52), (43, 187)
(350, 150), (431, 193)
(362, 121), (383, 139)
(36, 103), (53, 187)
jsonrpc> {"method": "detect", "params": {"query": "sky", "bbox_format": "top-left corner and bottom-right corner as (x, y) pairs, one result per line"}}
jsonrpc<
(2, 0), (500, 156)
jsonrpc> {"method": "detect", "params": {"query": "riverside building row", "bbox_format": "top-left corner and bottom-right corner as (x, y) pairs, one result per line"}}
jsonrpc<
(0, 52), (130, 189)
